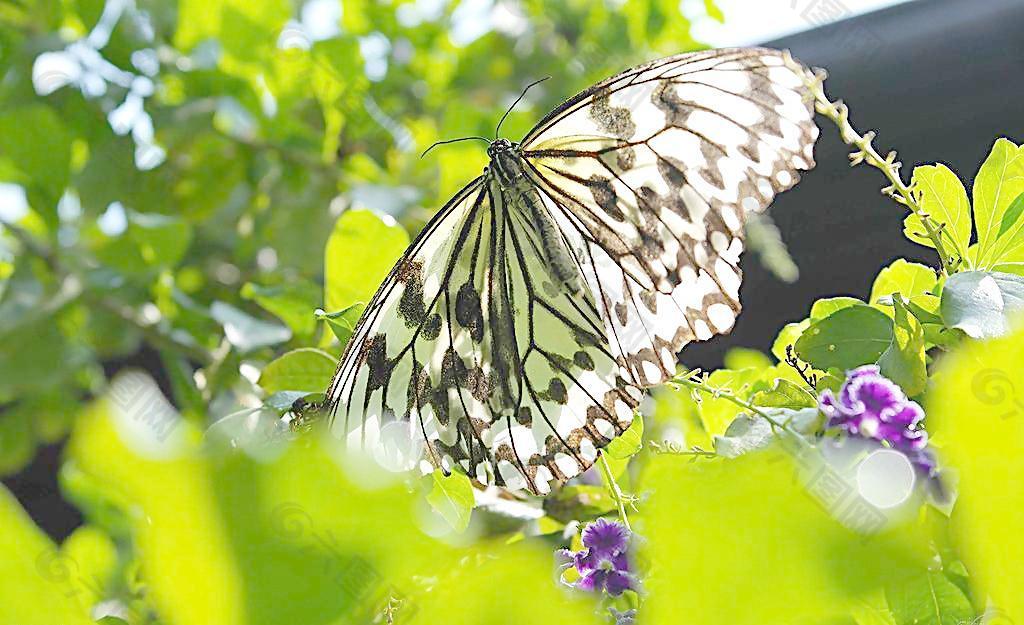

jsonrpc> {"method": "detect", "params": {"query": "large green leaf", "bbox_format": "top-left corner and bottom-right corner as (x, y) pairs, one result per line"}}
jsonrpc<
(940, 270), (1024, 339)
(927, 328), (1024, 622)
(324, 210), (409, 312)
(973, 139), (1024, 267)
(795, 305), (894, 371)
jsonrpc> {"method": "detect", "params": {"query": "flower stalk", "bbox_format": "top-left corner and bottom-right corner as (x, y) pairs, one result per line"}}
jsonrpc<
(785, 53), (958, 275)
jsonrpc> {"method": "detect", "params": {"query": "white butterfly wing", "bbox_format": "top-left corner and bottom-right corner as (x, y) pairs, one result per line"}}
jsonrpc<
(327, 178), (640, 494)
(520, 47), (818, 386)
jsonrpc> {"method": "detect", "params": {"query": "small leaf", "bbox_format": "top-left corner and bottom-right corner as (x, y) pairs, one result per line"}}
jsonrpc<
(877, 295), (928, 396)
(810, 296), (863, 321)
(258, 348), (338, 394)
(940, 270), (1024, 339)
(603, 414), (643, 459)
(427, 471), (474, 532)
(315, 304), (365, 346)
(905, 164), (971, 259)
(771, 320), (809, 361)
(885, 571), (974, 625)
(795, 305), (894, 371)
(211, 301), (292, 352)
(714, 415), (773, 459)
(751, 378), (816, 410)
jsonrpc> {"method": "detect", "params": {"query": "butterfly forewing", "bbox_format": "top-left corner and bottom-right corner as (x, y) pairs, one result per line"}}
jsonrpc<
(328, 178), (639, 494)
(327, 47), (819, 494)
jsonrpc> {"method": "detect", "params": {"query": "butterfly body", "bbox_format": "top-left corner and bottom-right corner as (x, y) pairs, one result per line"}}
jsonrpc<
(325, 48), (820, 494)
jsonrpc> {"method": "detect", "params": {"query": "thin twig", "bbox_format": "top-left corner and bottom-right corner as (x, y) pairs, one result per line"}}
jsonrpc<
(784, 53), (959, 275)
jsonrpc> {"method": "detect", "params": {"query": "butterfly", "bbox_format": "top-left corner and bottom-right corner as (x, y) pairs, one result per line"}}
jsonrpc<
(323, 47), (819, 494)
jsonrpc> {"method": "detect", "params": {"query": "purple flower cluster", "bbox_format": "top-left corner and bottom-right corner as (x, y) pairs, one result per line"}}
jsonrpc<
(819, 365), (935, 475)
(557, 518), (634, 596)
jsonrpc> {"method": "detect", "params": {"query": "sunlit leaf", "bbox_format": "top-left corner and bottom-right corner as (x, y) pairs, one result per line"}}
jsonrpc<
(905, 164), (971, 260)
(973, 139), (1024, 267)
(426, 471), (475, 533)
(324, 210), (409, 312)
(258, 347), (337, 394)
(877, 296), (927, 396)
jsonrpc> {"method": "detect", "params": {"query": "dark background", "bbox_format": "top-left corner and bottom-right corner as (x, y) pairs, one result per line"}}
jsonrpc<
(9, 0), (1024, 541)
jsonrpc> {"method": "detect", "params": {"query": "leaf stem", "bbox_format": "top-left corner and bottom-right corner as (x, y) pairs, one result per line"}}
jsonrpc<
(670, 370), (814, 451)
(784, 54), (957, 275)
(597, 453), (631, 531)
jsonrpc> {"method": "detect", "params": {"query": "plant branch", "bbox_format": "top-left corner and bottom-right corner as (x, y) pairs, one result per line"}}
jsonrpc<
(784, 53), (958, 275)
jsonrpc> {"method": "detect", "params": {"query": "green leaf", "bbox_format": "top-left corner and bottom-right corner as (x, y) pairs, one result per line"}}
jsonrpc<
(870, 260), (938, 307)
(0, 486), (94, 625)
(905, 164), (971, 259)
(811, 296), (864, 321)
(877, 295), (928, 396)
(885, 571), (974, 625)
(0, 105), (71, 217)
(210, 301), (292, 352)
(751, 378), (816, 410)
(795, 305), (894, 371)
(324, 209), (409, 312)
(940, 270), (1024, 339)
(927, 327), (1024, 618)
(426, 471), (474, 533)
(258, 348), (337, 394)
(315, 303), (365, 346)
(973, 139), (1024, 267)
(603, 413), (643, 459)
(723, 347), (773, 370)
(241, 281), (322, 337)
(713, 415), (774, 458)
(771, 320), (810, 361)
(127, 211), (193, 268)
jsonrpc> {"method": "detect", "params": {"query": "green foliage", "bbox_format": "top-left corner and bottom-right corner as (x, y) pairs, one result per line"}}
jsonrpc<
(1, 1), (1022, 624)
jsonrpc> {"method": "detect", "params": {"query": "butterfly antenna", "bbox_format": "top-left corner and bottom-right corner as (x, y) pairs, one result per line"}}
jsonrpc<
(494, 76), (550, 139)
(420, 136), (491, 158)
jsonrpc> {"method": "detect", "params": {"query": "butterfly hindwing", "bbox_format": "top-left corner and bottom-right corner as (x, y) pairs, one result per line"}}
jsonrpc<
(520, 47), (818, 386)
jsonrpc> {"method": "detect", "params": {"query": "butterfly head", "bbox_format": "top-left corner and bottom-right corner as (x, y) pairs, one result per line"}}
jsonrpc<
(486, 137), (516, 159)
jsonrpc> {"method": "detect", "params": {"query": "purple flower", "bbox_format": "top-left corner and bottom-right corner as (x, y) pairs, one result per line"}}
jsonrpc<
(819, 365), (935, 475)
(557, 518), (635, 596)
